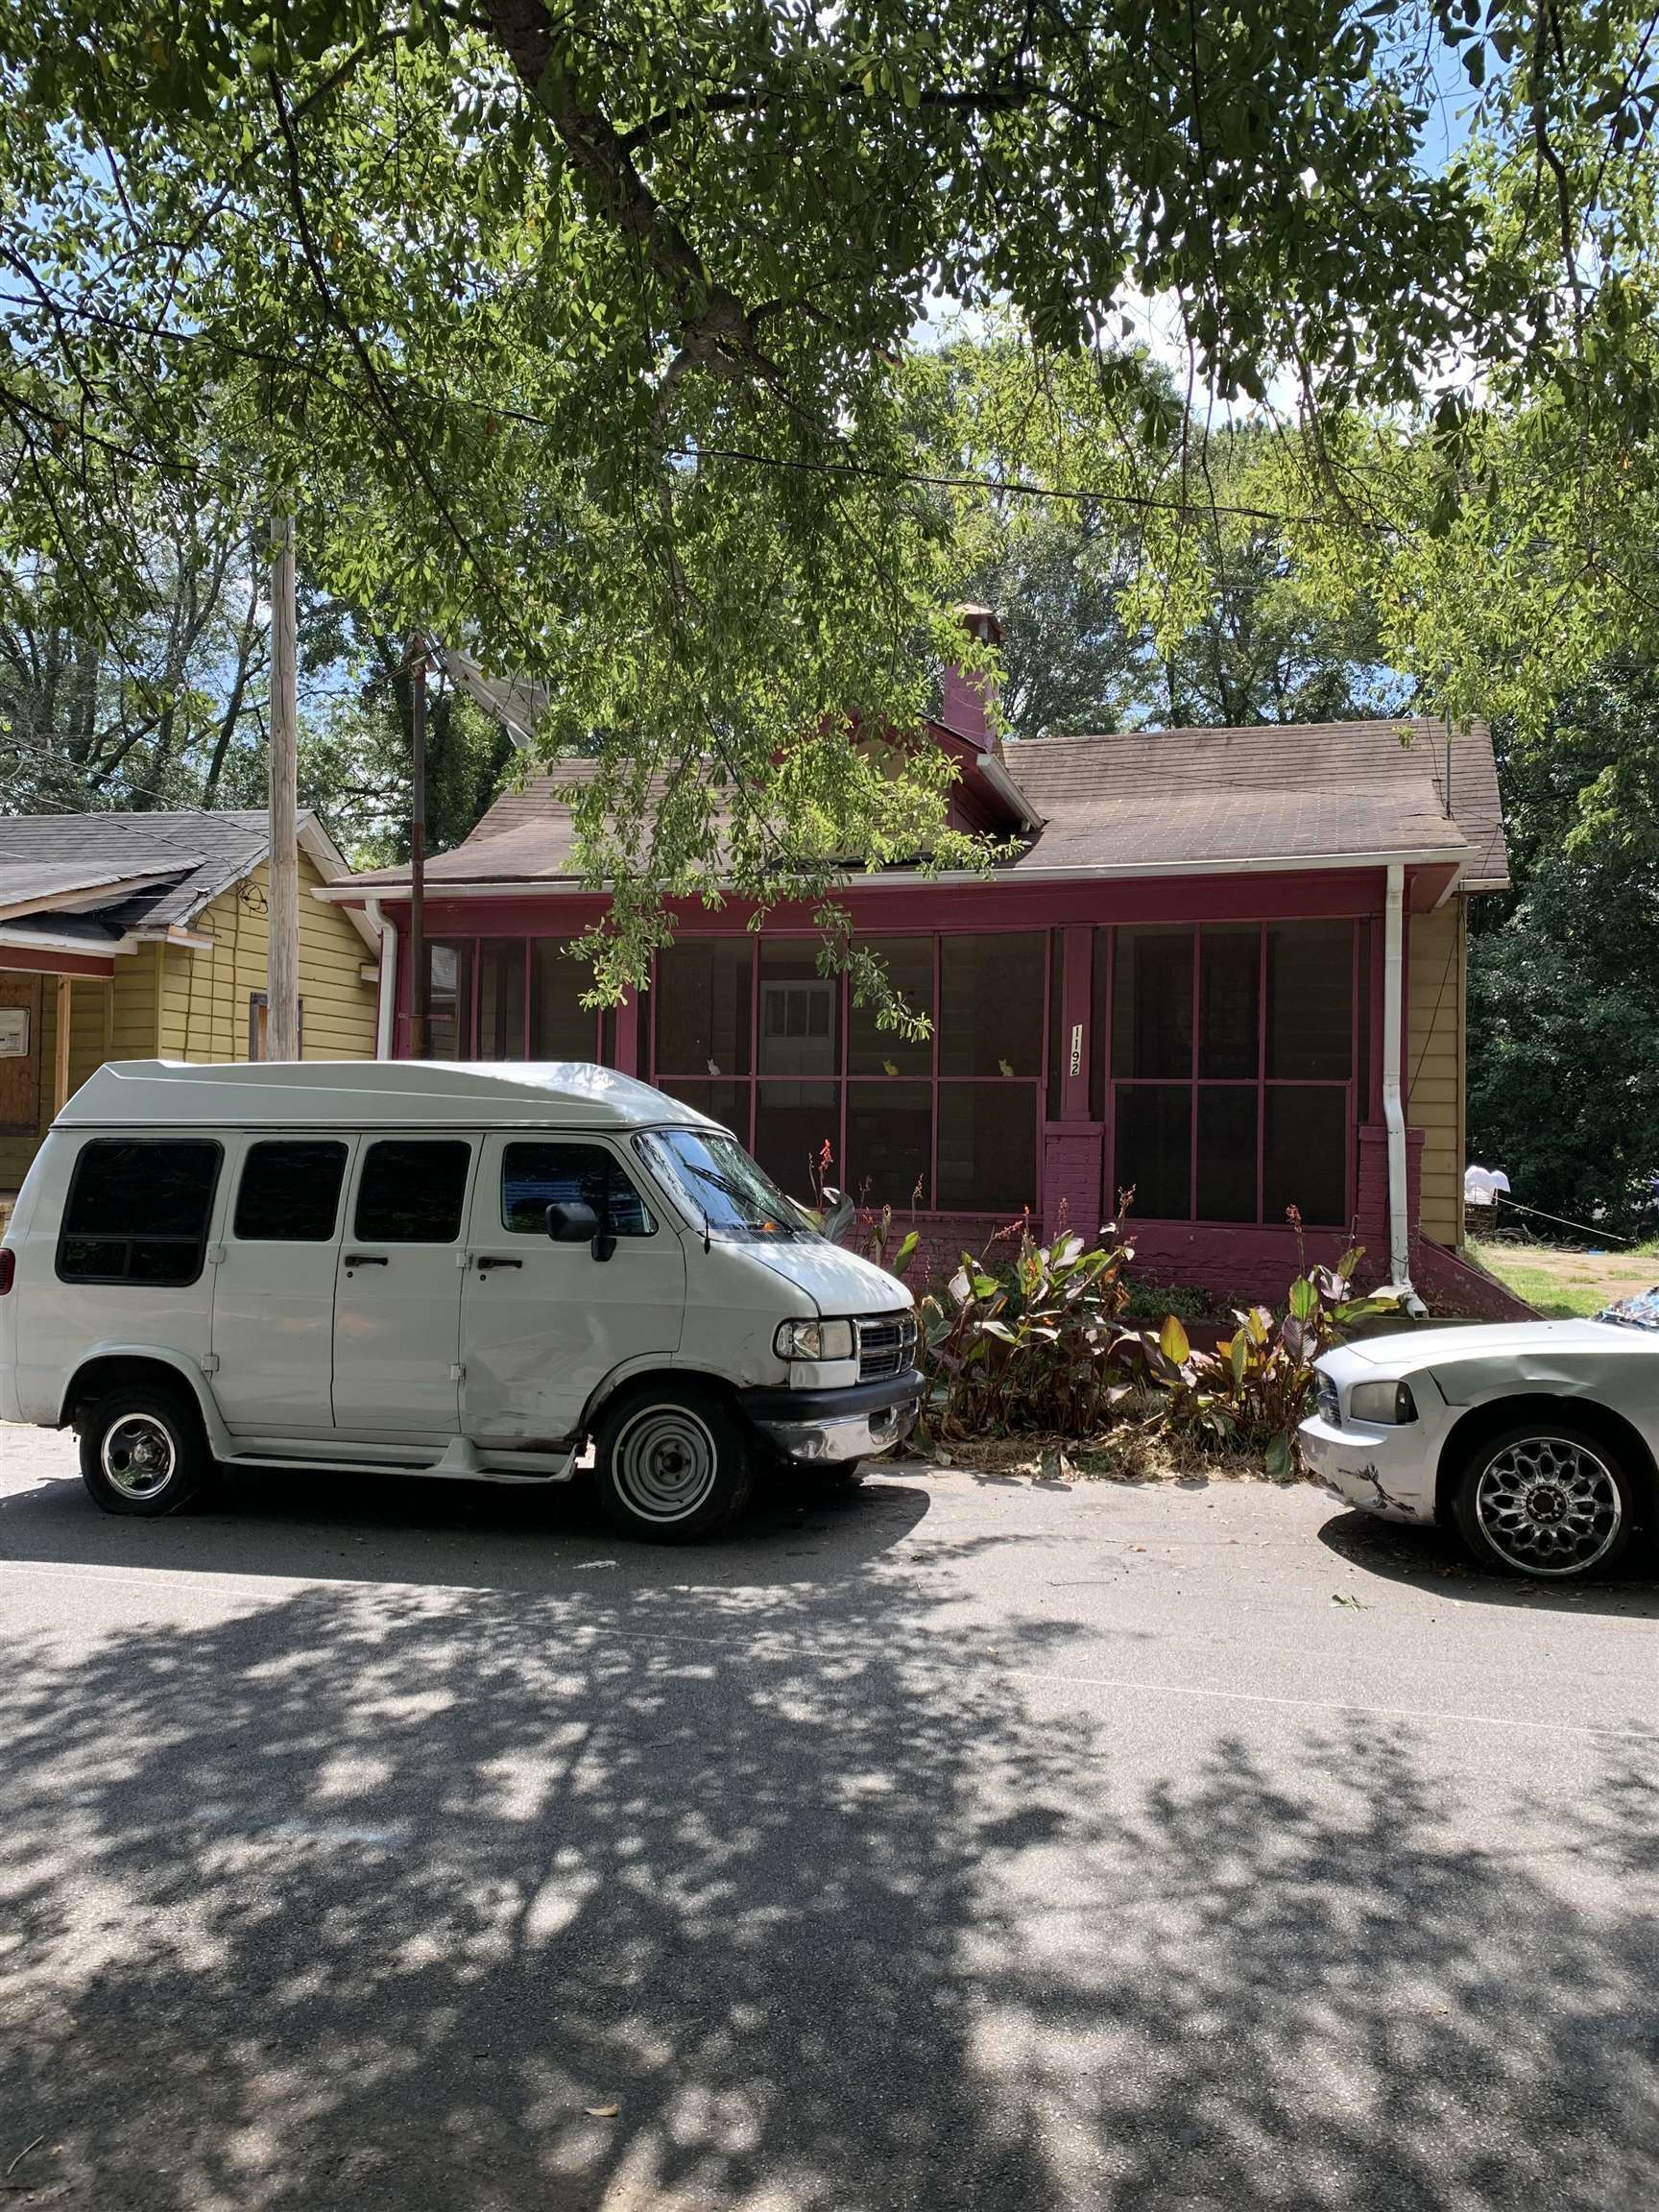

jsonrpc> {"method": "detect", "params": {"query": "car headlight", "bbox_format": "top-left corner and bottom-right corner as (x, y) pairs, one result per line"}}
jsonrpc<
(1314, 1372), (1341, 1427)
(774, 1317), (856, 1361)
(1348, 1378), (1417, 1426)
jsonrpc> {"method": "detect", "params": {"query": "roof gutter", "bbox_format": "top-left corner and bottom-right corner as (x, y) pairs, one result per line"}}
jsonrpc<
(315, 847), (1467, 902)
(974, 751), (1044, 830)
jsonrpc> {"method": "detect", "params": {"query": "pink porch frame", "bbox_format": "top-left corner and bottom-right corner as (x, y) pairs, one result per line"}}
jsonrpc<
(359, 864), (1455, 1302)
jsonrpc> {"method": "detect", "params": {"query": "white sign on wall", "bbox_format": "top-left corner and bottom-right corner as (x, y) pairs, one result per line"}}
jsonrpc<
(0, 1007), (30, 1058)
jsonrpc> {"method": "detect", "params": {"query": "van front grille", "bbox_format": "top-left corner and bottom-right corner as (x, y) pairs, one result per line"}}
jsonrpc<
(856, 1312), (919, 1382)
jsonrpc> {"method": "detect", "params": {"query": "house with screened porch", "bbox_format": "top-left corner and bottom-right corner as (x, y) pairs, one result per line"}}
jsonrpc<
(321, 625), (1513, 1312)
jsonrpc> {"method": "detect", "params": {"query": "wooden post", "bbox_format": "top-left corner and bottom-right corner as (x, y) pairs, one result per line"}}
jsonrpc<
(54, 976), (72, 1116)
(267, 505), (301, 1062)
(407, 634), (428, 1061)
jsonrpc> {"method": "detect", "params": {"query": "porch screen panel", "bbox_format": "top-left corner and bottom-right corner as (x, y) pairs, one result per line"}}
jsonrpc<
(1114, 1084), (1190, 1220)
(531, 941), (601, 1059)
(477, 939), (527, 1060)
(1112, 926), (1192, 1078)
(424, 941), (474, 1060)
(938, 934), (1044, 1075)
(1195, 1085), (1258, 1222)
(649, 930), (1046, 1216)
(934, 931), (1044, 1215)
(652, 1079), (747, 1140)
(1267, 924), (1352, 1079)
(1109, 920), (1358, 1226)
(1263, 1086), (1348, 1227)
(847, 938), (934, 1205)
(655, 940), (752, 1079)
(936, 1083), (1038, 1215)
(1264, 923), (1352, 1223)
(754, 941), (839, 1200)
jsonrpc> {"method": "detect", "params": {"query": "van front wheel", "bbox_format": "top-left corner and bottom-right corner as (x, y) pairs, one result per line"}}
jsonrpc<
(593, 1385), (752, 1543)
(78, 1385), (210, 1518)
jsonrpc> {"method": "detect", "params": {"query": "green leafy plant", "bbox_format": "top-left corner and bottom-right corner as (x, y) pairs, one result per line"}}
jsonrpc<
(798, 1143), (921, 1278)
(917, 1220), (1134, 1439)
(1118, 1247), (1399, 1477)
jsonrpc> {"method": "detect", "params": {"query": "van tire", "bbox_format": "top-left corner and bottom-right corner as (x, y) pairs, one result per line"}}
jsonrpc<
(592, 1383), (752, 1543)
(78, 1384), (211, 1518)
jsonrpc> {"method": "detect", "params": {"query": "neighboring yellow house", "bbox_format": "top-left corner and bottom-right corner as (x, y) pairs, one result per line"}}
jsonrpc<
(0, 809), (381, 1196)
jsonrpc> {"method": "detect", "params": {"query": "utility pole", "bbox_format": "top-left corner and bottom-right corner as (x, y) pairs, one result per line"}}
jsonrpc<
(266, 506), (301, 1062)
(407, 633), (428, 1060)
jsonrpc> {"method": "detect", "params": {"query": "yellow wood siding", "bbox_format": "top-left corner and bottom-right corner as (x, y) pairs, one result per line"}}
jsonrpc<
(1, 850), (373, 1194)
(156, 851), (376, 1063)
(1407, 898), (1467, 1247)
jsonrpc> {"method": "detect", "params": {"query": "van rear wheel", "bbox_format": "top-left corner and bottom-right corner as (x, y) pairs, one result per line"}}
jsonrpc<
(593, 1384), (752, 1543)
(78, 1384), (210, 1518)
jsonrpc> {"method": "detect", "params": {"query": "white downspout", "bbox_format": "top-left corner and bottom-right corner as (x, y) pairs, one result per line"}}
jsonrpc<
(367, 897), (397, 1061)
(1382, 864), (1428, 1317)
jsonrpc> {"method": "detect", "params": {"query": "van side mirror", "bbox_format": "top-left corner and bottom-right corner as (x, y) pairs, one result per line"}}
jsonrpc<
(544, 1198), (616, 1263)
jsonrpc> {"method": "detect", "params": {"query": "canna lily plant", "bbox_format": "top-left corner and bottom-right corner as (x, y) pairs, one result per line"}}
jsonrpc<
(1118, 1247), (1401, 1474)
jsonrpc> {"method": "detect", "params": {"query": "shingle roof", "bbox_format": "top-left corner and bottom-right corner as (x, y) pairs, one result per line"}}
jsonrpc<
(1006, 718), (1507, 890)
(345, 716), (1507, 893)
(0, 810), (270, 929)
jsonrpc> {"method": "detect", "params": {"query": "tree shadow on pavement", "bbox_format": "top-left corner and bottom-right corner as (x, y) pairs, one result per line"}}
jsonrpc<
(1, 1494), (1655, 2210)
(0, 1457), (938, 1596)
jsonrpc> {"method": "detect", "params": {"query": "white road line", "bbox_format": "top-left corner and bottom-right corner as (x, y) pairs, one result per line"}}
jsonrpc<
(1008, 1662), (1657, 1744)
(1, 1557), (1647, 1746)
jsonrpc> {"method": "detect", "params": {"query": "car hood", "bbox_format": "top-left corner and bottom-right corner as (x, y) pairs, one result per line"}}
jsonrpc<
(741, 1237), (912, 1318)
(1344, 1309), (1627, 1362)
(1334, 1318), (1650, 1389)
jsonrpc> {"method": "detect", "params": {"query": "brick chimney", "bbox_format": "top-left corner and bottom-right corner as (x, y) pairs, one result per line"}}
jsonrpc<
(940, 602), (1003, 755)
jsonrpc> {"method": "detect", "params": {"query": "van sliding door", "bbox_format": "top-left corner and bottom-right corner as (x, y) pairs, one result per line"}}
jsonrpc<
(208, 1134), (357, 1436)
(330, 1135), (478, 1434)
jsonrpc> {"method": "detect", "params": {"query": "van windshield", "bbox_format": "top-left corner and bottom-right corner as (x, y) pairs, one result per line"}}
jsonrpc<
(636, 1128), (815, 1243)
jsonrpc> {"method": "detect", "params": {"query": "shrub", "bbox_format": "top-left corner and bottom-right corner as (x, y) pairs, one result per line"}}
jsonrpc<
(1118, 1247), (1400, 1476)
(917, 1220), (1134, 1439)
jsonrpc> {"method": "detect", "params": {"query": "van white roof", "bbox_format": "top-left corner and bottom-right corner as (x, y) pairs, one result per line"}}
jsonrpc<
(56, 1060), (722, 1134)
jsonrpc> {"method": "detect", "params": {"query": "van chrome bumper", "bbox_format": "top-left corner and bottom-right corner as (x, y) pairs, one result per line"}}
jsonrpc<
(741, 1371), (924, 1464)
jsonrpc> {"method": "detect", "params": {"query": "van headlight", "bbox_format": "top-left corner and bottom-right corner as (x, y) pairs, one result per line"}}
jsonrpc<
(774, 1318), (855, 1361)
(1348, 1379), (1417, 1426)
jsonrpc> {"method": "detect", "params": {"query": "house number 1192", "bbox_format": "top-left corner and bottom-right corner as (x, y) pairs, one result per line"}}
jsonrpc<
(1068, 1022), (1082, 1079)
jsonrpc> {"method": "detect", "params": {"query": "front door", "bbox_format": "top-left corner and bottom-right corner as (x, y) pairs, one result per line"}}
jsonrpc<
(460, 1133), (685, 1443)
(209, 1133), (355, 1434)
(330, 1135), (478, 1434)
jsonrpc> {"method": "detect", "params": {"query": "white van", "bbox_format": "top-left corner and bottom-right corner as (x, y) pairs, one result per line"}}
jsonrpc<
(0, 1061), (921, 1542)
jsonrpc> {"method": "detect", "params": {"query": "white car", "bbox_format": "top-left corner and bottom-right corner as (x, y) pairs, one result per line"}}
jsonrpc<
(0, 1060), (921, 1544)
(1302, 1320), (1657, 1580)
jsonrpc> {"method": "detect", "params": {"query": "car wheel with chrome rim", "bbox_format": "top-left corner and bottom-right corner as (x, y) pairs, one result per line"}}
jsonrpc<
(79, 1383), (211, 1518)
(1453, 1419), (1636, 1580)
(592, 1383), (753, 1544)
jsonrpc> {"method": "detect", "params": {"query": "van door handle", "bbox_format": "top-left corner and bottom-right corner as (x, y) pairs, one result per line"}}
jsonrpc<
(476, 1256), (522, 1272)
(343, 1252), (389, 1267)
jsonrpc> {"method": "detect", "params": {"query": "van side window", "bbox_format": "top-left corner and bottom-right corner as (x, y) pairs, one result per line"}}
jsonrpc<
(501, 1142), (655, 1236)
(234, 1140), (349, 1241)
(58, 1139), (222, 1286)
(354, 1140), (472, 1243)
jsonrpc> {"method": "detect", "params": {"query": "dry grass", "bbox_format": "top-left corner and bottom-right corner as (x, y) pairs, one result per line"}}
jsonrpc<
(908, 1406), (1280, 1487)
(1467, 1238), (1656, 1320)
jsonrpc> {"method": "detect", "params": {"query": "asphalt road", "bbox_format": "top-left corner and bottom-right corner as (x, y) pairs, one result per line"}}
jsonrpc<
(1, 1430), (1656, 2212)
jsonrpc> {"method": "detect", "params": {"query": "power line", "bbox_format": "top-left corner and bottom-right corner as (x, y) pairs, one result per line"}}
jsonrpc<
(0, 286), (1416, 541)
